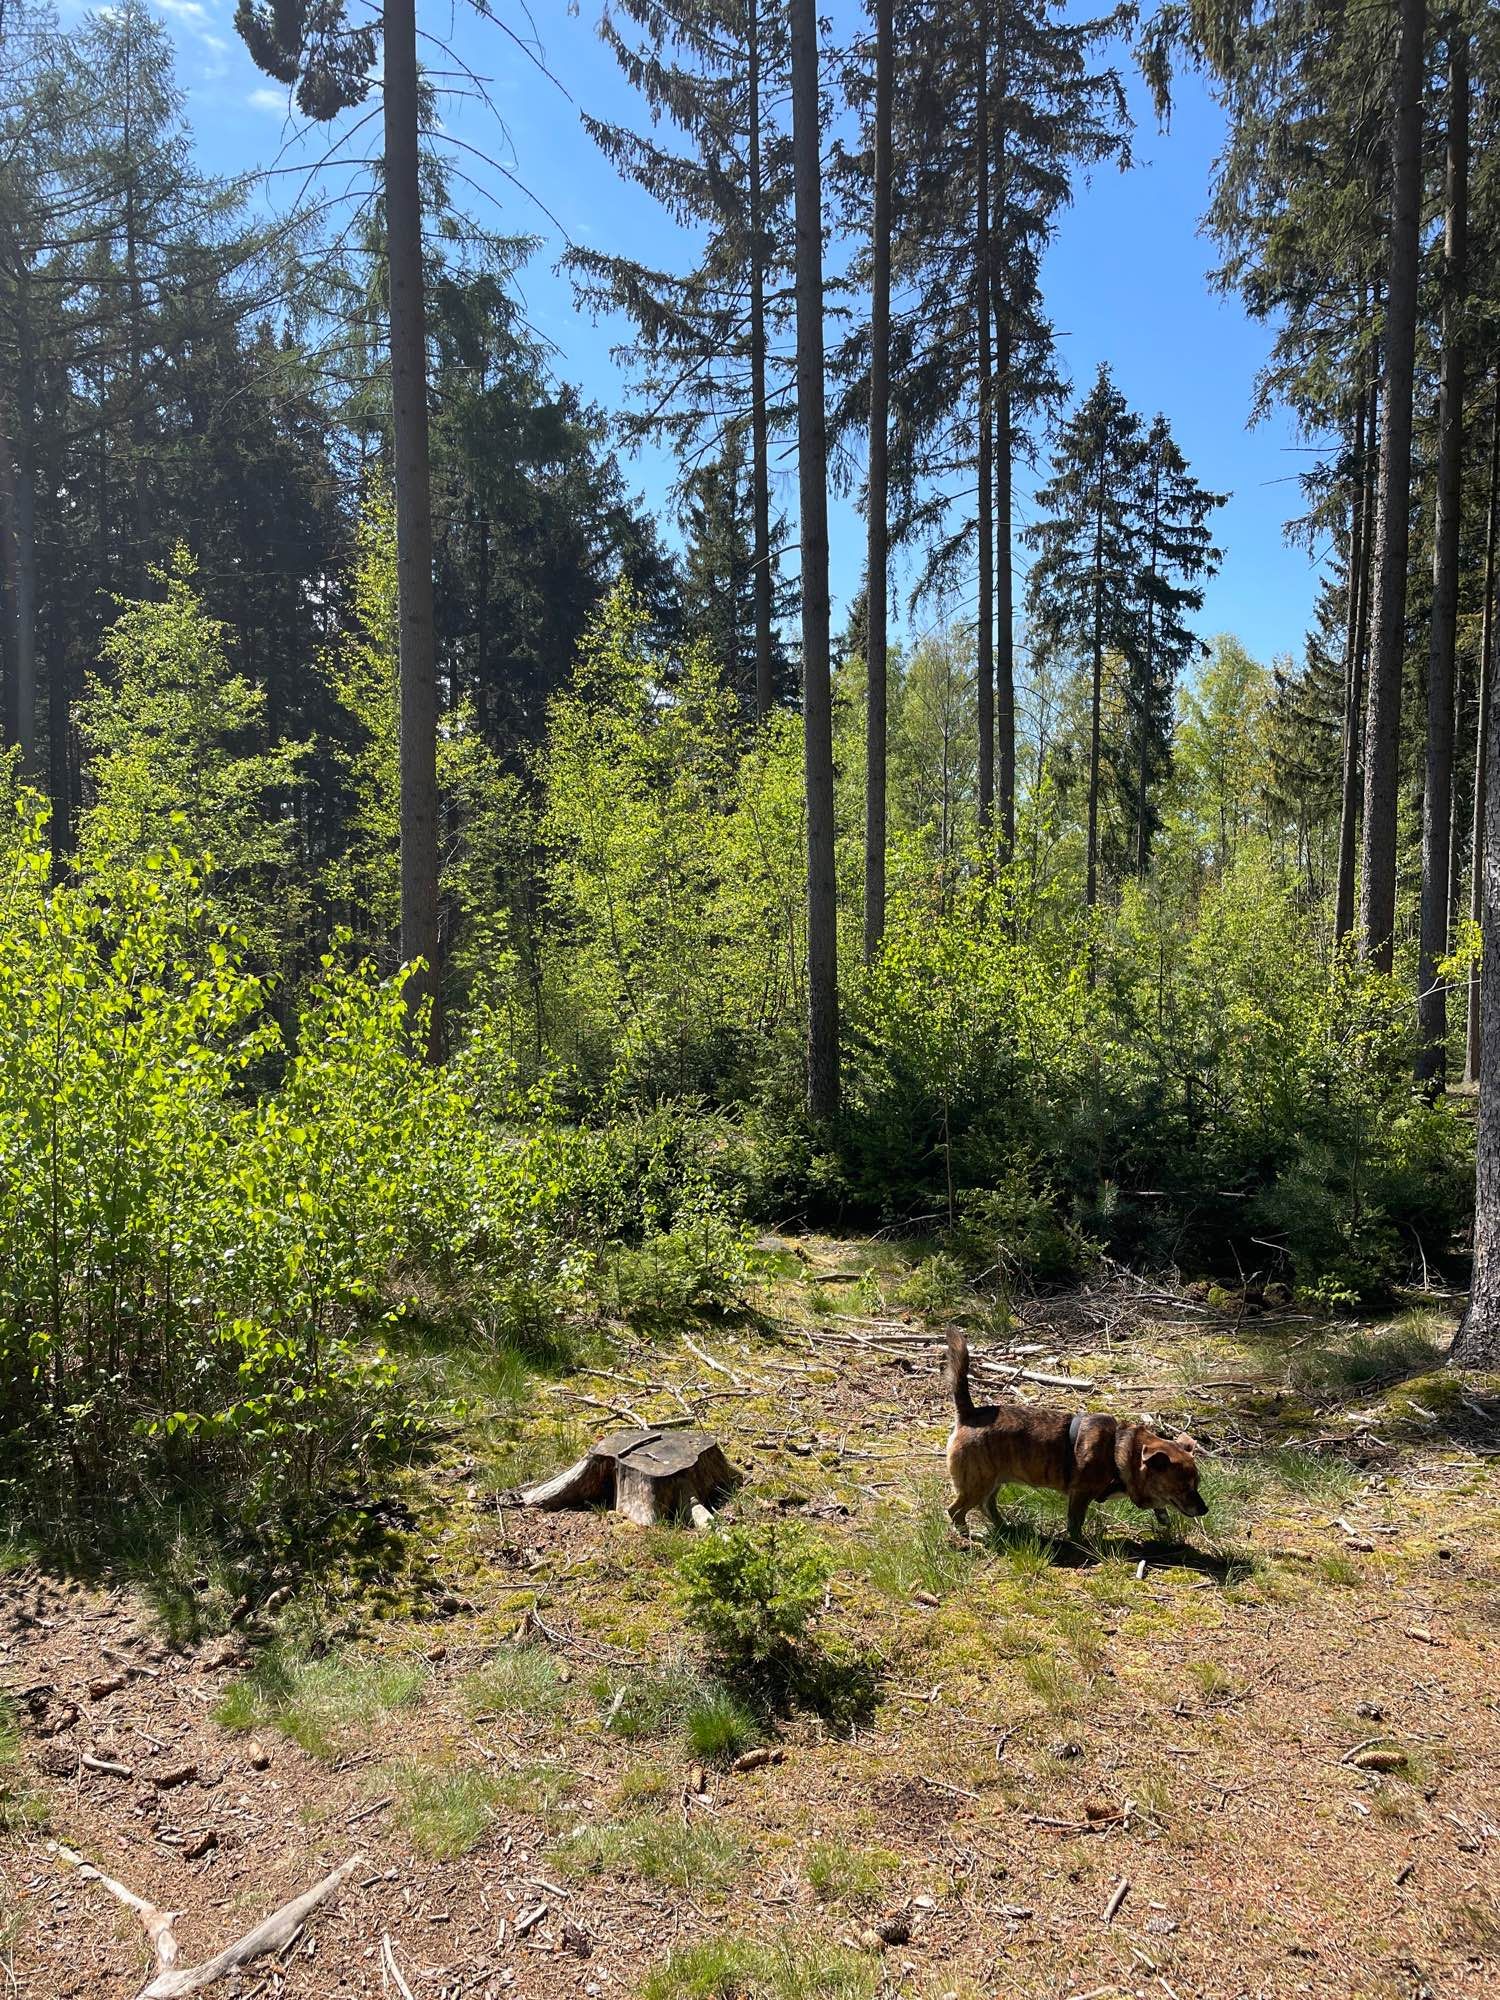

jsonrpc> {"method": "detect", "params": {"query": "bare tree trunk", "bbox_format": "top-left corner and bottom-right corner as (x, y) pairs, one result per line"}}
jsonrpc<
(0, 405), (19, 751)
(791, 0), (838, 1121)
(1136, 455), (1160, 875)
(1453, 508), (1500, 1369)
(1466, 371), (1500, 1084)
(975, 36), (994, 835)
(1334, 335), (1375, 946)
(10, 400), (36, 769)
(748, 5), (775, 723)
(1416, 24), (1468, 1091)
(1086, 477), (1104, 959)
(385, 0), (441, 1058)
(994, 333), (1015, 858)
(863, 0), (891, 961)
(1359, 0), (1427, 974)
(991, 21), (1015, 861)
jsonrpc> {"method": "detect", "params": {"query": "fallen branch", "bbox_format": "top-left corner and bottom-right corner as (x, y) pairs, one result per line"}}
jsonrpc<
(681, 1336), (743, 1385)
(52, 1842), (363, 1999)
(381, 1934), (417, 2000)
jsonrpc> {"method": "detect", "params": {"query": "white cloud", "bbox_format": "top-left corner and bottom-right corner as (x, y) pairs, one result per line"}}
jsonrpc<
(155, 0), (209, 21)
(248, 84), (288, 114)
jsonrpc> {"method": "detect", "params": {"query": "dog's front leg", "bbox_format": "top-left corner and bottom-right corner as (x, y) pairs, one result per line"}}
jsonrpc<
(1152, 1508), (1172, 1540)
(1066, 1496), (1089, 1543)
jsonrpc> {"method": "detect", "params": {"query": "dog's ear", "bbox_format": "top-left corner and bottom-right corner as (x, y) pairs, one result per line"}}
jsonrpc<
(1172, 1431), (1198, 1455)
(1143, 1445), (1173, 1469)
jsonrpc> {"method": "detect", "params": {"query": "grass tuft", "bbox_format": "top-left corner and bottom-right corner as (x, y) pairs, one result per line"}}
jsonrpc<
(595, 1659), (759, 1762)
(805, 1841), (900, 1904)
(642, 1936), (878, 2000)
(463, 1645), (567, 1720)
(216, 1644), (427, 1761)
(550, 1810), (745, 1894)
(0, 1700), (44, 1834)
(390, 1760), (506, 1859)
(861, 1496), (972, 1600)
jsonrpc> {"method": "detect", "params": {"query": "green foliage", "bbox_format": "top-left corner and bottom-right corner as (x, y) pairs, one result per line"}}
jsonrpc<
(678, 1521), (830, 1680)
(78, 549), (310, 967)
(0, 804), (597, 1530)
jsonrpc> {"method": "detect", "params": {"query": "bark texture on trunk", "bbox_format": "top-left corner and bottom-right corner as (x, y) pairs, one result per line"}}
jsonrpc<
(994, 336), (1015, 858)
(790, 0), (839, 1121)
(1359, 0), (1427, 974)
(385, 0), (442, 1058)
(1467, 373), (1500, 1084)
(1416, 26), (1467, 1090)
(1453, 535), (1500, 1370)
(1086, 480), (1104, 932)
(863, 0), (891, 961)
(975, 48), (994, 834)
(1334, 351), (1376, 946)
(748, 7), (775, 723)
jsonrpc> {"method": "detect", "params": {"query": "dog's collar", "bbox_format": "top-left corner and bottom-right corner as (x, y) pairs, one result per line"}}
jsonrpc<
(1065, 1411), (1084, 1479)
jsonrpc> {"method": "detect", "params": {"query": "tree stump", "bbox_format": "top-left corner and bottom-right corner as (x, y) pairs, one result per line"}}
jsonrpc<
(509, 1429), (735, 1527)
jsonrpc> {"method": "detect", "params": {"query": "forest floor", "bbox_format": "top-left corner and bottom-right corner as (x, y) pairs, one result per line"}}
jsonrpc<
(3, 1236), (1499, 2000)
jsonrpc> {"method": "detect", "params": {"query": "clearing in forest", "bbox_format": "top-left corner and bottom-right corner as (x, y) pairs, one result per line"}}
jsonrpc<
(2, 1238), (1498, 2000)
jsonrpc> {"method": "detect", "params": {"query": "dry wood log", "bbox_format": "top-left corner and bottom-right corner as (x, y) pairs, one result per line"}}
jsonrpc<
(510, 1428), (734, 1527)
(51, 1841), (363, 1999)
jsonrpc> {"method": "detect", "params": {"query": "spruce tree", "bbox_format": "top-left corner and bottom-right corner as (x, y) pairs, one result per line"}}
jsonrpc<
(567, 0), (794, 721)
(1127, 413), (1225, 872)
(1025, 364), (1144, 921)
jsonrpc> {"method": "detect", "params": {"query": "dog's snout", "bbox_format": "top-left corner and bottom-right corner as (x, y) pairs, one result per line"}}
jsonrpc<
(1190, 1493), (1209, 1516)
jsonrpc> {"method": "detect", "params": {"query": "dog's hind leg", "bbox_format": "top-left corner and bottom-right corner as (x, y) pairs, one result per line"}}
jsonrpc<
(946, 1494), (970, 1533)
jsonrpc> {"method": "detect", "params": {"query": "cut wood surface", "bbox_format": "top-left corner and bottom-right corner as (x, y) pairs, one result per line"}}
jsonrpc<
(510, 1427), (734, 1526)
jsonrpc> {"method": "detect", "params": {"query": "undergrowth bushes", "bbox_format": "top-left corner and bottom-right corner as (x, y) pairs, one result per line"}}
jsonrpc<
(0, 806), (598, 1531)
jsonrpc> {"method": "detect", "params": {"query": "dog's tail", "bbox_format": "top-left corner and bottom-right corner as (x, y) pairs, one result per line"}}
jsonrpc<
(946, 1330), (976, 1425)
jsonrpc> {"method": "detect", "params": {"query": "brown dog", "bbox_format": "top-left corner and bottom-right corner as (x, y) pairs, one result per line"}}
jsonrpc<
(944, 1332), (1209, 1544)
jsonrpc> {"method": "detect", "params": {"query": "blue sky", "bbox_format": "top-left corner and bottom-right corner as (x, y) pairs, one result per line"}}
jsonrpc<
(133, 0), (1329, 671)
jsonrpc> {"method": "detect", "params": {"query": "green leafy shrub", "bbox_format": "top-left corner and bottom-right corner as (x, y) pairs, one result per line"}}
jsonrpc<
(678, 1521), (830, 1682)
(0, 806), (593, 1533)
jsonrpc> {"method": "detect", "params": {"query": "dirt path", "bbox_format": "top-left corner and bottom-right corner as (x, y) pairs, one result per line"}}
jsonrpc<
(3, 1246), (1498, 2000)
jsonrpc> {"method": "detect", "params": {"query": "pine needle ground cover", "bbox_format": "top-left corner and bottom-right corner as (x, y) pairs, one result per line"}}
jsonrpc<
(3, 1237), (1497, 2000)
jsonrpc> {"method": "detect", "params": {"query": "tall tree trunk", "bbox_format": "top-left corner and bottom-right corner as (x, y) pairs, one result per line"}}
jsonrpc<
(0, 407), (19, 751)
(863, 0), (891, 961)
(1452, 497), (1500, 1369)
(747, 4), (775, 722)
(975, 37), (994, 835)
(990, 20), (1015, 859)
(1359, 0), (1426, 974)
(385, 0), (441, 1058)
(790, 0), (838, 1121)
(994, 331), (1015, 858)
(1136, 457), (1160, 875)
(8, 357), (37, 769)
(1416, 25), (1468, 1091)
(1334, 332), (1375, 945)
(1086, 476), (1104, 944)
(1466, 371), (1500, 1084)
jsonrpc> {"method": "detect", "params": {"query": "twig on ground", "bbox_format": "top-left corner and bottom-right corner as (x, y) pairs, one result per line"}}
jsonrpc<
(381, 1935), (417, 2000)
(51, 1842), (363, 1999)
